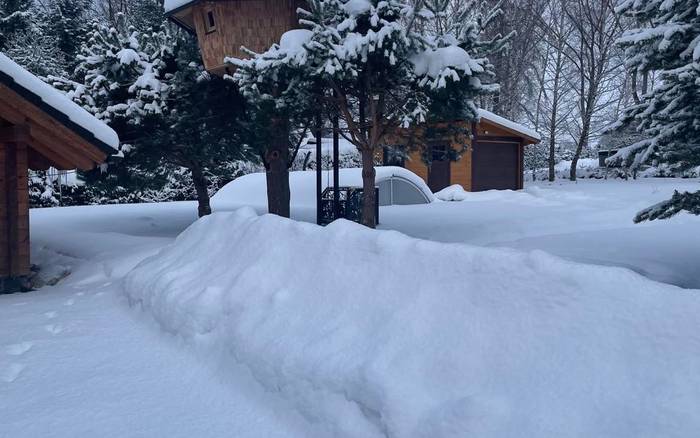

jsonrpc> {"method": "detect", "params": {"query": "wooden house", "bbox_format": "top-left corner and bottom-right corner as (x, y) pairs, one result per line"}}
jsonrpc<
(386, 110), (541, 193)
(165, 0), (305, 74)
(0, 54), (118, 293)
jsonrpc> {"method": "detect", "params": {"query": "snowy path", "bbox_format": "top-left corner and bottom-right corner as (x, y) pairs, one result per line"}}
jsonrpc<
(1, 203), (325, 438)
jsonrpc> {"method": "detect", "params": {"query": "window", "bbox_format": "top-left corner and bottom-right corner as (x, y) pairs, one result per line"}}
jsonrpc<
(204, 10), (216, 33)
(431, 144), (449, 161)
(383, 145), (406, 167)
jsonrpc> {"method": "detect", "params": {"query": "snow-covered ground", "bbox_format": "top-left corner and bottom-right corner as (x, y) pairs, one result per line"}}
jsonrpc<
(1, 178), (699, 437)
(214, 176), (700, 288)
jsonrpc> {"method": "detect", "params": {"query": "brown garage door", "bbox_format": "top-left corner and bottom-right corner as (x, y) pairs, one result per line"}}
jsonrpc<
(472, 141), (519, 191)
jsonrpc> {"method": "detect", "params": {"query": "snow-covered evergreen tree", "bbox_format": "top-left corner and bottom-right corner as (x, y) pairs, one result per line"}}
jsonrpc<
(611, 0), (700, 220)
(0, 0), (32, 49)
(45, 0), (92, 71)
(233, 0), (496, 227)
(55, 16), (252, 215)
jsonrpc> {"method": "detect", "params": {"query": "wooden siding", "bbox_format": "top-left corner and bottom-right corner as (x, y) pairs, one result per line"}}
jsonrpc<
(405, 151), (429, 183)
(451, 148), (471, 191)
(193, 0), (303, 72)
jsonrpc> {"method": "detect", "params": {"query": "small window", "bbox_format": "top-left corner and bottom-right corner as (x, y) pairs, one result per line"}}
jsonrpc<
(383, 145), (406, 167)
(431, 144), (449, 161)
(204, 10), (216, 33)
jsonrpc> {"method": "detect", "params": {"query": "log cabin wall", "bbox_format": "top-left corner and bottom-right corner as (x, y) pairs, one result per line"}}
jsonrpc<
(404, 121), (473, 191)
(0, 141), (30, 279)
(401, 119), (532, 192)
(193, 0), (303, 72)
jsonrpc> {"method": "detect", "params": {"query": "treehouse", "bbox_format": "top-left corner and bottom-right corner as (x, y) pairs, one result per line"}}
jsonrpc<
(0, 54), (118, 293)
(165, 0), (305, 74)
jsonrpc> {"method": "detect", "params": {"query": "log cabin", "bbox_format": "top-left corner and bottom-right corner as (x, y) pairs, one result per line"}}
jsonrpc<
(386, 110), (541, 193)
(0, 54), (118, 293)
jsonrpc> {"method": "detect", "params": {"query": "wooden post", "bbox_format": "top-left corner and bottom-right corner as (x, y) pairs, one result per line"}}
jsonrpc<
(0, 140), (30, 293)
(332, 113), (340, 220)
(0, 142), (8, 282)
(315, 112), (323, 225)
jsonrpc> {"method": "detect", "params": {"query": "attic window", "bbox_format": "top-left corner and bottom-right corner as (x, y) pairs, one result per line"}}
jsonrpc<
(204, 10), (216, 33)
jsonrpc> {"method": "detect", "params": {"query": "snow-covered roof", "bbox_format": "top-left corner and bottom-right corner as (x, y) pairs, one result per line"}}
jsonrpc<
(164, 0), (196, 13)
(0, 53), (119, 153)
(478, 109), (541, 142)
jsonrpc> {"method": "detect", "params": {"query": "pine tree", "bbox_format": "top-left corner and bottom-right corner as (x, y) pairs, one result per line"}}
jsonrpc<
(233, 0), (496, 227)
(0, 0), (33, 49)
(611, 0), (700, 221)
(45, 0), (92, 72)
(55, 15), (252, 215)
(135, 38), (254, 217)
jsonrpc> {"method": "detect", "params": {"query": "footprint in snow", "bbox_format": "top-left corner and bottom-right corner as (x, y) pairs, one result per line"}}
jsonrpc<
(5, 342), (33, 356)
(44, 324), (64, 335)
(75, 292), (85, 297)
(44, 311), (58, 319)
(1, 363), (25, 383)
(64, 298), (75, 306)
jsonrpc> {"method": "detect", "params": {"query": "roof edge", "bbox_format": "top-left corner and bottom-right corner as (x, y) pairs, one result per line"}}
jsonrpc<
(0, 71), (116, 158)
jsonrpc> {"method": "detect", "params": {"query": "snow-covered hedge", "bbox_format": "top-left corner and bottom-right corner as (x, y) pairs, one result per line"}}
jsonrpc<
(123, 209), (700, 437)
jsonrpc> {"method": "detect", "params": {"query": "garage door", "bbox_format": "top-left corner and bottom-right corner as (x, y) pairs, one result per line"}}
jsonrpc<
(472, 141), (519, 191)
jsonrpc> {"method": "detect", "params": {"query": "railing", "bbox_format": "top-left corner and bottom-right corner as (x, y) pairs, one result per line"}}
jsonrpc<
(319, 187), (380, 226)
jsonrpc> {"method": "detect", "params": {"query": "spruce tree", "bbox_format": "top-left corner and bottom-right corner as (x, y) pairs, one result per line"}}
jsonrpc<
(234, 0), (496, 227)
(611, 0), (700, 221)
(0, 0), (32, 49)
(55, 15), (251, 215)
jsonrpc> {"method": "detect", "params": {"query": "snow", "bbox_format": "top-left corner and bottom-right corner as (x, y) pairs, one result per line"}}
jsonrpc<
(123, 205), (700, 437)
(478, 108), (541, 141)
(214, 176), (700, 289)
(342, 0), (372, 16)
(2, 178), (700, 437)
(211, 166), (436, 212)
(434, 184), (470, 201)
(0, 53), (119, 150)
(412, 45), (481, 86)
(163, 0), (193, 13)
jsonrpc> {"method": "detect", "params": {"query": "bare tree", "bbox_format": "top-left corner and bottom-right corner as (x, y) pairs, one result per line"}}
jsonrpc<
(533, 0), (577, 181)
(562, 0), (623, 181)
(483, 0), (549, 120)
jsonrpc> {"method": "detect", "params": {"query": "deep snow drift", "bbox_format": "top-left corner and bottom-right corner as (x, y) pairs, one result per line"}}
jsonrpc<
(124, 207), (700, 438)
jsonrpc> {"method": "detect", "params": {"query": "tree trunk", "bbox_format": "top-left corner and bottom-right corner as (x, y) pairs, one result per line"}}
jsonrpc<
(360, 149), (377, 228)
(265, 117), (291, 218)
(548, 134), (556, 182)
(191, 165), (211, 218)
(570, 119), (591, 181)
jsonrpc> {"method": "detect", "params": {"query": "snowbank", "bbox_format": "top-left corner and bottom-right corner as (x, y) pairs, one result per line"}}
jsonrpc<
(0, 53), (119, 150)
(434, 184), (469, 201)
(124, 209), (700, 437)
